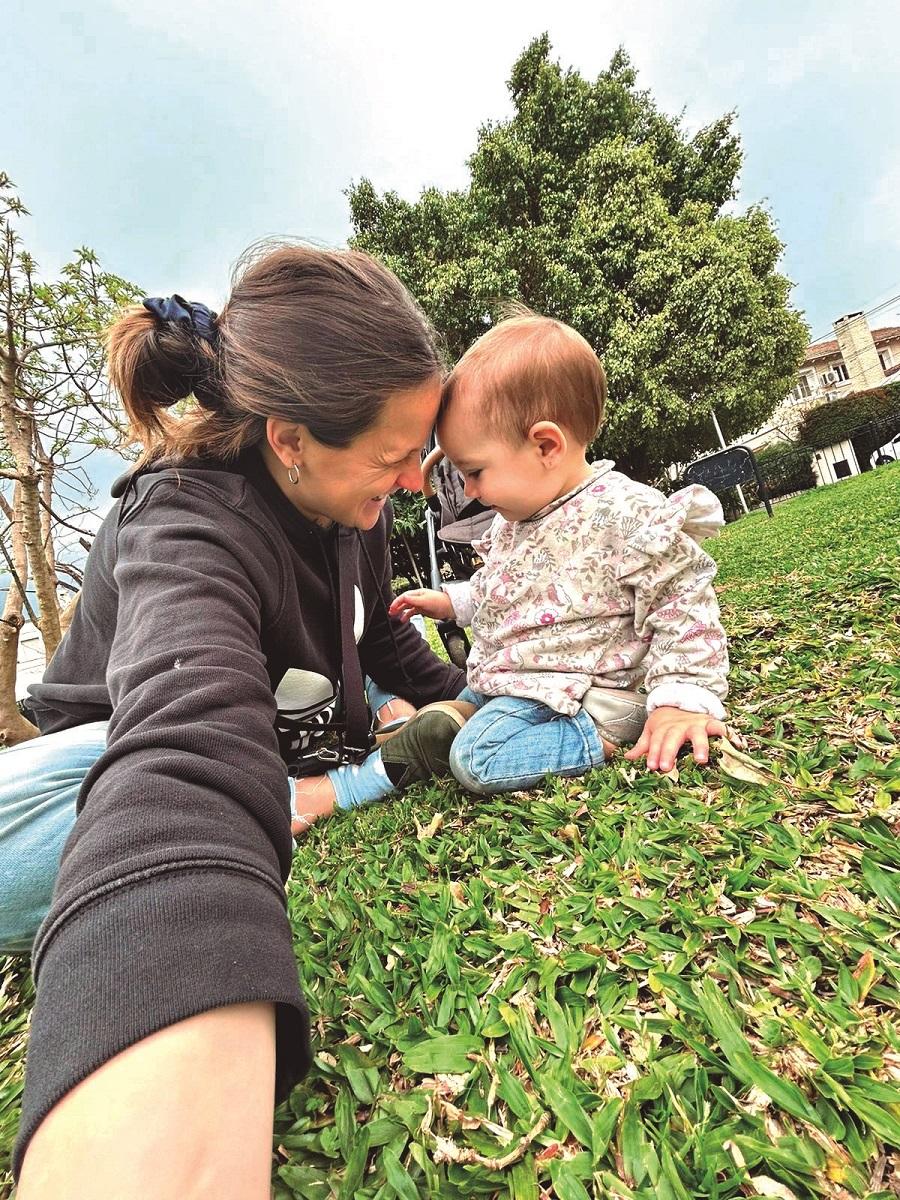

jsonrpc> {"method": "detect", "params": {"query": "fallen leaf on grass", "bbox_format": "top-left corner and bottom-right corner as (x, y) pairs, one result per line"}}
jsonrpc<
(747, 1177), (800, 1199)
(535, 1142), (561, 1162)
(415, 812), (444, 840)
(714, 737), (773, 785)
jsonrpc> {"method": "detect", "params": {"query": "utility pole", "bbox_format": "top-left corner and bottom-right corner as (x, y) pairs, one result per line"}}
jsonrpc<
(711, 410), (749, 514)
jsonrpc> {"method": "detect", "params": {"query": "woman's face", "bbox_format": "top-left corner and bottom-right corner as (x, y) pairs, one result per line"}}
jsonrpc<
(268, 377), (442, 530)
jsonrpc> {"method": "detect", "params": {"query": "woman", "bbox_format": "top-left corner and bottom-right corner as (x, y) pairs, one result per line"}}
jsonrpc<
(8, 243), (465, 1196)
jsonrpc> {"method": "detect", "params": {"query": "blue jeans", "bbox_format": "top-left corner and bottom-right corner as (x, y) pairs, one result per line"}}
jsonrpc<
(0, 676), (411, 955)
(450, 688), (608, 795)
(0, 721), (108, 953)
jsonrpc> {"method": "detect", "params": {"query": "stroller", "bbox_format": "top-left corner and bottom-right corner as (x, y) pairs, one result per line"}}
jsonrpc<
(421, 443), (493, 668)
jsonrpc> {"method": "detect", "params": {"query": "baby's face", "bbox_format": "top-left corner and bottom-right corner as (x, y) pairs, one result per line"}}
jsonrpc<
(438, 398), (556, 523)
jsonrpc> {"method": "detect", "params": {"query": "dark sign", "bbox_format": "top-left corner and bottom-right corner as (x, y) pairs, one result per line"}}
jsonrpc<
(683, 446), (773, 517)
(684, 446), (756, 489)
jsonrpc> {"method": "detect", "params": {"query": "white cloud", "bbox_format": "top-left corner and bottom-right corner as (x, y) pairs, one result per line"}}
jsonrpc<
(102, 0), (699, 200)
(764, 2), (881, 89)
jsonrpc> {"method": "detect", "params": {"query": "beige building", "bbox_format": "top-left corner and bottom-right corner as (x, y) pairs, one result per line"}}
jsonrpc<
(746, 312), (900, 449)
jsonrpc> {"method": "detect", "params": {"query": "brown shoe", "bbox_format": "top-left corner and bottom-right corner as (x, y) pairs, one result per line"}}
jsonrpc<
(380, 701), (476, 789)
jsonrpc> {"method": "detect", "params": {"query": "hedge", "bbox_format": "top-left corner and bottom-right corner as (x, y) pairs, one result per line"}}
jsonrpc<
(797, 380), (900, 459)
(752, 442), (817, 498)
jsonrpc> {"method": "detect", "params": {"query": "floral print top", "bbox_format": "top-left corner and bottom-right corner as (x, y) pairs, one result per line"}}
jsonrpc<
(442, 461), (729, 718)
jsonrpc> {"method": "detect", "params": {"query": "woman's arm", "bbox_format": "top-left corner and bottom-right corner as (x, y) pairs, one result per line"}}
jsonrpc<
(14, 478), (310, 1180)
(357, 505), (465, 704)
(18, 1004), (276, 1200)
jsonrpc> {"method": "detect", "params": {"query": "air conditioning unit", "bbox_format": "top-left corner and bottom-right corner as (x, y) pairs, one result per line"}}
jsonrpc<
(822, 370), (838, 385)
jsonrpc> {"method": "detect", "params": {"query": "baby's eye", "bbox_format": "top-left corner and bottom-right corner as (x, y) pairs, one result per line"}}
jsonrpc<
(467, 469), (482, 480)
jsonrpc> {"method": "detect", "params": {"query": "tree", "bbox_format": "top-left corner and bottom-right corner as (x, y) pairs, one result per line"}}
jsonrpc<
(0, 173), (141, 744)
(349, 36), (809, 483)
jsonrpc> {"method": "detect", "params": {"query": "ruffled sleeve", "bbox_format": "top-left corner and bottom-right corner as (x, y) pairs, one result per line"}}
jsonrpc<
(616, 483), (729, 716)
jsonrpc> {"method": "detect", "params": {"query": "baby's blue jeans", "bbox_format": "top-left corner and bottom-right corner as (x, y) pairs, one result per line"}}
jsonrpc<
(449, 687), (609, 794)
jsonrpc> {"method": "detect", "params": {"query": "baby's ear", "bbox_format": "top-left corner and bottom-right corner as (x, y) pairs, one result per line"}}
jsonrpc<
(528, 421), (567, 463)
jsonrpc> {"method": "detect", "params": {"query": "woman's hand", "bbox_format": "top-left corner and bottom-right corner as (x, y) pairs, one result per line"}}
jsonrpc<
(624, 706), (727, 773)
(389, 588), (454, 623)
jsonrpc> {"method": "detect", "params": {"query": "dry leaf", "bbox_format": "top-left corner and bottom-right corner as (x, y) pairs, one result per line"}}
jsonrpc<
(723, 1139), (747, 1169)
(747, 1176), (799, 1199)
(715, 737), (772, 786)
(535, 1142), (561, 1162)
(415, 812), (444, 840)
(561, 854), (584, 878)
(732, 908), (758, 925)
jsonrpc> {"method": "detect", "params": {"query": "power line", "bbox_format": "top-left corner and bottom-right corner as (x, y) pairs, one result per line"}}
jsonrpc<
(807, 290), (900, 347)
(798, 291), (900, 388)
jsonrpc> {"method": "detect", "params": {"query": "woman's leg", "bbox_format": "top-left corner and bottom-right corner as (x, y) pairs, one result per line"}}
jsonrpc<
(449, 696), (609, 795)
(291, 665), (469, 833)
(365, 616), (427, 732)
(291, 698), (477, 832)
(0, 721), (108, 954)
(365, 678), (416, 734)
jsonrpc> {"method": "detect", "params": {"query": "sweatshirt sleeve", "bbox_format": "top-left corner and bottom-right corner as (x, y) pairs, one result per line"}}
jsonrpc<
(357, 505), (466, 706)
(13, 480), (311, 1178)
(616, 486), (729, 718)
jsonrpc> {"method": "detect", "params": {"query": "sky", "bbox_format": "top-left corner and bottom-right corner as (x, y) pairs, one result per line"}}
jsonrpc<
(5, 0), (900, 502)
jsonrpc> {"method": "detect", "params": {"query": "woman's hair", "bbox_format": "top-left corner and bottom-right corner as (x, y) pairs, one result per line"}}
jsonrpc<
(440, 305), (606, 446)
(107, 243), (442, 462)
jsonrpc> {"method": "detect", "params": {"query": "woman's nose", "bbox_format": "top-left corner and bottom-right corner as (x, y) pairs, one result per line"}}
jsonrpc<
(395, 462), (424, 492)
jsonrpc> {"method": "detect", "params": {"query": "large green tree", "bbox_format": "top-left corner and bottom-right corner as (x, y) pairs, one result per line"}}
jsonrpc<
(349, 36), (809, 483)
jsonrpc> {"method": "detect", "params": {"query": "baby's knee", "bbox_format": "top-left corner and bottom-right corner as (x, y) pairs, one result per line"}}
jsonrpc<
(448, 737), (494, 795)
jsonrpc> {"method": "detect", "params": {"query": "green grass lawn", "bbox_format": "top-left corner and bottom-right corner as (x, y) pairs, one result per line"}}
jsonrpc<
(2, 466), (899, 1198)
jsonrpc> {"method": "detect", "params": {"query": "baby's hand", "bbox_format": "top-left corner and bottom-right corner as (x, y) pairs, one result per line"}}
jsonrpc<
(624, 706), (727, 773)
(389, 588), (455, 623)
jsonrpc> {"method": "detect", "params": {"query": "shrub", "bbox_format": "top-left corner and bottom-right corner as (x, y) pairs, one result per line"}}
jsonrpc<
(752, 442), (816, 499)
(798, 382), (900, 465)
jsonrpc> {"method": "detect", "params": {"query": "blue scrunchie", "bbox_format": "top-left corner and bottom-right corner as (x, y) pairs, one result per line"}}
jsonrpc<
(142, 294), (218, 347)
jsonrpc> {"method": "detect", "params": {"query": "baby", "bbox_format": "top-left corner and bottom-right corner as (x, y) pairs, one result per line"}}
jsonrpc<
(390, 308), (730, 793)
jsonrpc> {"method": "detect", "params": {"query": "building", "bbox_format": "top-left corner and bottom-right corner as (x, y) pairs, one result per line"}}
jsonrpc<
(15, 621), (45, 701)
(746, 312), (900, 449)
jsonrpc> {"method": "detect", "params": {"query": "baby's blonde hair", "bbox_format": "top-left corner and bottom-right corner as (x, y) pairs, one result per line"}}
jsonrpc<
(440, 306), (606, 445)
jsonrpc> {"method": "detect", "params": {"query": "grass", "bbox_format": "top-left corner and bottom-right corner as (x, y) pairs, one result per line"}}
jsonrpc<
(2, 464), (899, 1198)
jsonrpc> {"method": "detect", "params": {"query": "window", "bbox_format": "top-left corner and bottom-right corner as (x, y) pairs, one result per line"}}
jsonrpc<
(791, 373), (812, 402)
(879, 348), (893, 371)
(823, 362), (849, 385)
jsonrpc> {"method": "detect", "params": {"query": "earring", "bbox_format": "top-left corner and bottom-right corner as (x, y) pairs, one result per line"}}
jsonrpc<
(287, 463), (300, 485)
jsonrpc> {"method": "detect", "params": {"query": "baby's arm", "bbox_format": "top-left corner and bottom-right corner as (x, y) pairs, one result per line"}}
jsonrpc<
(624, 515), (730, 771)
(389, 588), (455, 622)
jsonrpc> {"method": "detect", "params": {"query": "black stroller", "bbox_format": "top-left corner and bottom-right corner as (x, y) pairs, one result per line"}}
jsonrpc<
(421, 444), (493, 668)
